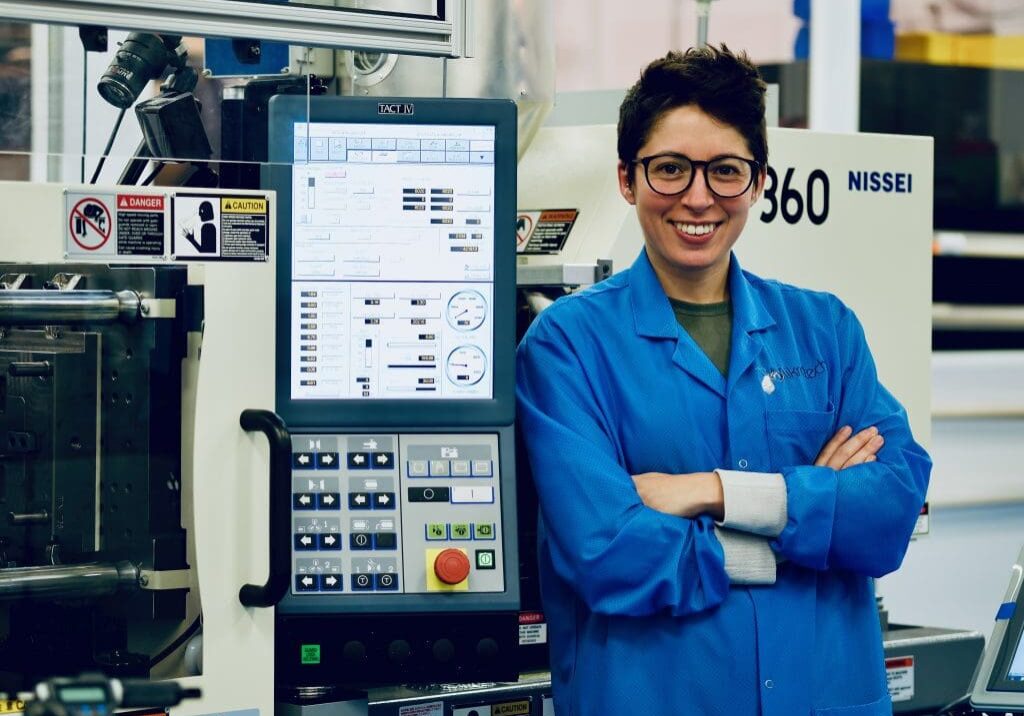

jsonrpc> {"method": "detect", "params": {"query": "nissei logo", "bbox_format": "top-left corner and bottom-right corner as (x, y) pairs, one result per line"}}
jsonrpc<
(378, 102), (414, 115)
(848, 170), (913, 194)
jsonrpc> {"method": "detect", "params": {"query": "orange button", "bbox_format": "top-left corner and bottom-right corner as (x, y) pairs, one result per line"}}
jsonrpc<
(433, 548), (471, 585)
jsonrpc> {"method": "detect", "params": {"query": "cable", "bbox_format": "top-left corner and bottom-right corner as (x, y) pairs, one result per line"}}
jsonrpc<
(148, 615), (201, 670)
(89, 107), (127, 184)
(81, 43), (88, 183)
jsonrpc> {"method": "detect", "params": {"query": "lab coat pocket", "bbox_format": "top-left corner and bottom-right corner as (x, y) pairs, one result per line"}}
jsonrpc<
(765, 404), (836, 469)
(812, 693), (893, 716)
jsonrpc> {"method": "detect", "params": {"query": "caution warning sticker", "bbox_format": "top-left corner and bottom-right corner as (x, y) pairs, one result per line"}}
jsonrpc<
(452, 701), (531, 716)
(0, 699), (25, 714)
(172, 193), (269, 262)
(515, 208), (578, 255)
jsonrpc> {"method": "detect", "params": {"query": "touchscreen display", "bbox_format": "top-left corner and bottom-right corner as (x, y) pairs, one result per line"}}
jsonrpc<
(1009, 628), (1024, 682)
(289, 121), (495, 401)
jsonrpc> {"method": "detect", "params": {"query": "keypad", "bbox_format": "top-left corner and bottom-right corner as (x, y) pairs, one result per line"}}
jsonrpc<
(290, 433), (503, 597)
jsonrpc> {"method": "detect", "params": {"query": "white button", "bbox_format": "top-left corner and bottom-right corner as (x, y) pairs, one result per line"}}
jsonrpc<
(738, 459), (749, 469)
(764, 679), (774, 689)
(451, 485), (495, 504)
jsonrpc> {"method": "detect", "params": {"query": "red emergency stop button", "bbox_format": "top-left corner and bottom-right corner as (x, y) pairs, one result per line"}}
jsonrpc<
(434, 548), (471, 585)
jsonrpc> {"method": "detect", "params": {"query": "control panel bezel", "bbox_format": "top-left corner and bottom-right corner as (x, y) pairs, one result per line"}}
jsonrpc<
(277, 425), (519, 615)
(265, 95), (517, 429)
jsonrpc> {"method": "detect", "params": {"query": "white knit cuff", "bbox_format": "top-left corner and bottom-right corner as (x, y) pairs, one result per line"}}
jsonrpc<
(715, 469), (788, 537)
(715, 526), (777, 585)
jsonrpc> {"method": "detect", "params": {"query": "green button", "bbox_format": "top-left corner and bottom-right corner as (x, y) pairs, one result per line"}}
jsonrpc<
(450, 522), (471, 540)
(473, 523), (495, 540)
(476, 550), (495, 569)
(301, 644), (321, 665)
(426, 522), (447, 540)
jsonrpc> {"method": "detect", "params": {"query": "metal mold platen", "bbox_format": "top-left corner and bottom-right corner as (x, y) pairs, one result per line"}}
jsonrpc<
(0, 263), (193, 690)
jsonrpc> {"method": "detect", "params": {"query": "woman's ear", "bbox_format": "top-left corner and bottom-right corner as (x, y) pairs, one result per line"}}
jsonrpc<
(750, 166), (768, 205)
(618, 161), (636, 205)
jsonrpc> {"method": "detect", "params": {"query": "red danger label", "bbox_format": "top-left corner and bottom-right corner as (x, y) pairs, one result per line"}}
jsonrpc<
(117, 194), (165, 211)
(518, 611), (545, 624)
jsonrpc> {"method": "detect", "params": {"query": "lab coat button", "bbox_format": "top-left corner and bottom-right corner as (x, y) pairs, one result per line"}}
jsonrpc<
(738, 458), (749, 469)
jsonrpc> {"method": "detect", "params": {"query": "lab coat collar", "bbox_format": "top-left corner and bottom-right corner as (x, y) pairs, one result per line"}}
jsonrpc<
(629, 249), (777, 397)
(728, 254), (777, 335)
(628, 249), (776, 338)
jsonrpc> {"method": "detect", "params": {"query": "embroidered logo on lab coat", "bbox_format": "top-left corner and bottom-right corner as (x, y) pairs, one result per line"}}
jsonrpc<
(759, 359), (827, 392)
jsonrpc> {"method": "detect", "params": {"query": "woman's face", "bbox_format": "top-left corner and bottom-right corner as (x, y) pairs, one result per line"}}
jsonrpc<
(617, 104), (765, 296)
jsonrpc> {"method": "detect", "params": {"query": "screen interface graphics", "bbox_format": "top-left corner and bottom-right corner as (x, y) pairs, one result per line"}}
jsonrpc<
(290, 121), (496, 401)
(1009, 628), (1024, 682)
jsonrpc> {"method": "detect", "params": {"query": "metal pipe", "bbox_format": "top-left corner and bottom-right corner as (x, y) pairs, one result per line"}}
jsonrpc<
(933, 303), (1024, 331)
(695, 0), (712, 48)
(8, 361), (52, 377)
(0, 560), (139, 600)
(8, 510), (49, 526)
(0, 290), (141, 325)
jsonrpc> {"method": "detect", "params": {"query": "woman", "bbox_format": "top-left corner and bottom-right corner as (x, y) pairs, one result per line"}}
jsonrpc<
(516, 45), (931, 715)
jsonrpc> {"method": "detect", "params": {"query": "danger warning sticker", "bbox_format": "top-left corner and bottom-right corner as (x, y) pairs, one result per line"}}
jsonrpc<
(65, 191), (169, 259)
(172, 194), (269, 262)
(116, 193), (165, 256)
(885, 655), (915, 702)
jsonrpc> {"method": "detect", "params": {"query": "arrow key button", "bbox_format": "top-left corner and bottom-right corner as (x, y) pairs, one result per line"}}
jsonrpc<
(317, 452), (340, 469)
(294, 533), (317, 551)
(318, 492), (340, 510)
(292, 452), (315, 470)
(320, 574), (343, 591)
(293, 493), (316, 510)
(373, 492), (395, 509)
(347, 452), (371, 470)
(295, 574), (319, 592)
(372, 451), (394, 469)
(319, 533), (342, 550)
(349, 492), (371, 510)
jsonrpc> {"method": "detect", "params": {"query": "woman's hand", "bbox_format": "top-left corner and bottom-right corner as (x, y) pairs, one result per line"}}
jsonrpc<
(631, 471), (724, 520)
(815, 425), (883, 470)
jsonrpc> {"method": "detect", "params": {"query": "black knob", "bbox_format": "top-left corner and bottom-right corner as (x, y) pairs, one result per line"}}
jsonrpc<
(387, 639), (412, 664)
(342, 640), (366, 664)
(432, 638), (456, 663)
(475, 637), (499, 661)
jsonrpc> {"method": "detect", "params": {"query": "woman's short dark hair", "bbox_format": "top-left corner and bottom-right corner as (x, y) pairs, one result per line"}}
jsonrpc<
(618, 45), (767, 185)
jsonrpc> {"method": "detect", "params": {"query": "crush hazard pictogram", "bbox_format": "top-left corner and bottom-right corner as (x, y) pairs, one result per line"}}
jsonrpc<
(69, 197), (112, 250)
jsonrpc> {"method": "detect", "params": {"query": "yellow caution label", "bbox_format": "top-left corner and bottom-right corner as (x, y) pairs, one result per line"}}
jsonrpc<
(221, 197), (267, 213)
(492, 701), (530, 715)
(0, 699), (25, 713)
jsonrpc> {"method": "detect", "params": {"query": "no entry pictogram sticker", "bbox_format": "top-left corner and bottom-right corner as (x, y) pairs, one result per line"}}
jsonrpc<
(68, 197), (112, 250)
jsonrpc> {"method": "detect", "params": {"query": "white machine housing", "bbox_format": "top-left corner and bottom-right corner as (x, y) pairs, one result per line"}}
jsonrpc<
(0, 181), (277, 716)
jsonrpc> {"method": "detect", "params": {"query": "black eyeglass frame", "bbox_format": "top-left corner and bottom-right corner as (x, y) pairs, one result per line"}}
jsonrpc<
(629, 152), (762, 198)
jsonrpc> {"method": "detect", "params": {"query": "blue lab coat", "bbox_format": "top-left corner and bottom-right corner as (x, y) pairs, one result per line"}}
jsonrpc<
(516, 249), (931, 715)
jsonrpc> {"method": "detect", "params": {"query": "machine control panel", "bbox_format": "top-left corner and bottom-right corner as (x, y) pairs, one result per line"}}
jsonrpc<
(290, 433), (505, 596)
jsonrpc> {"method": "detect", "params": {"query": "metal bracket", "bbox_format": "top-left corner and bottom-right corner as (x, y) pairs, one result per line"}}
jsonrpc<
(139, 568), (191, 591)
(515, 260), (613, 289)
(0, 274), (30, 291)
(48, 273), (85, 291)
(140, 298), (177, 319)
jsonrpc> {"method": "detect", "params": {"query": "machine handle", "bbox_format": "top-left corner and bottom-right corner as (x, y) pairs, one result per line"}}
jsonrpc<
(238, 409), (292, 608)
